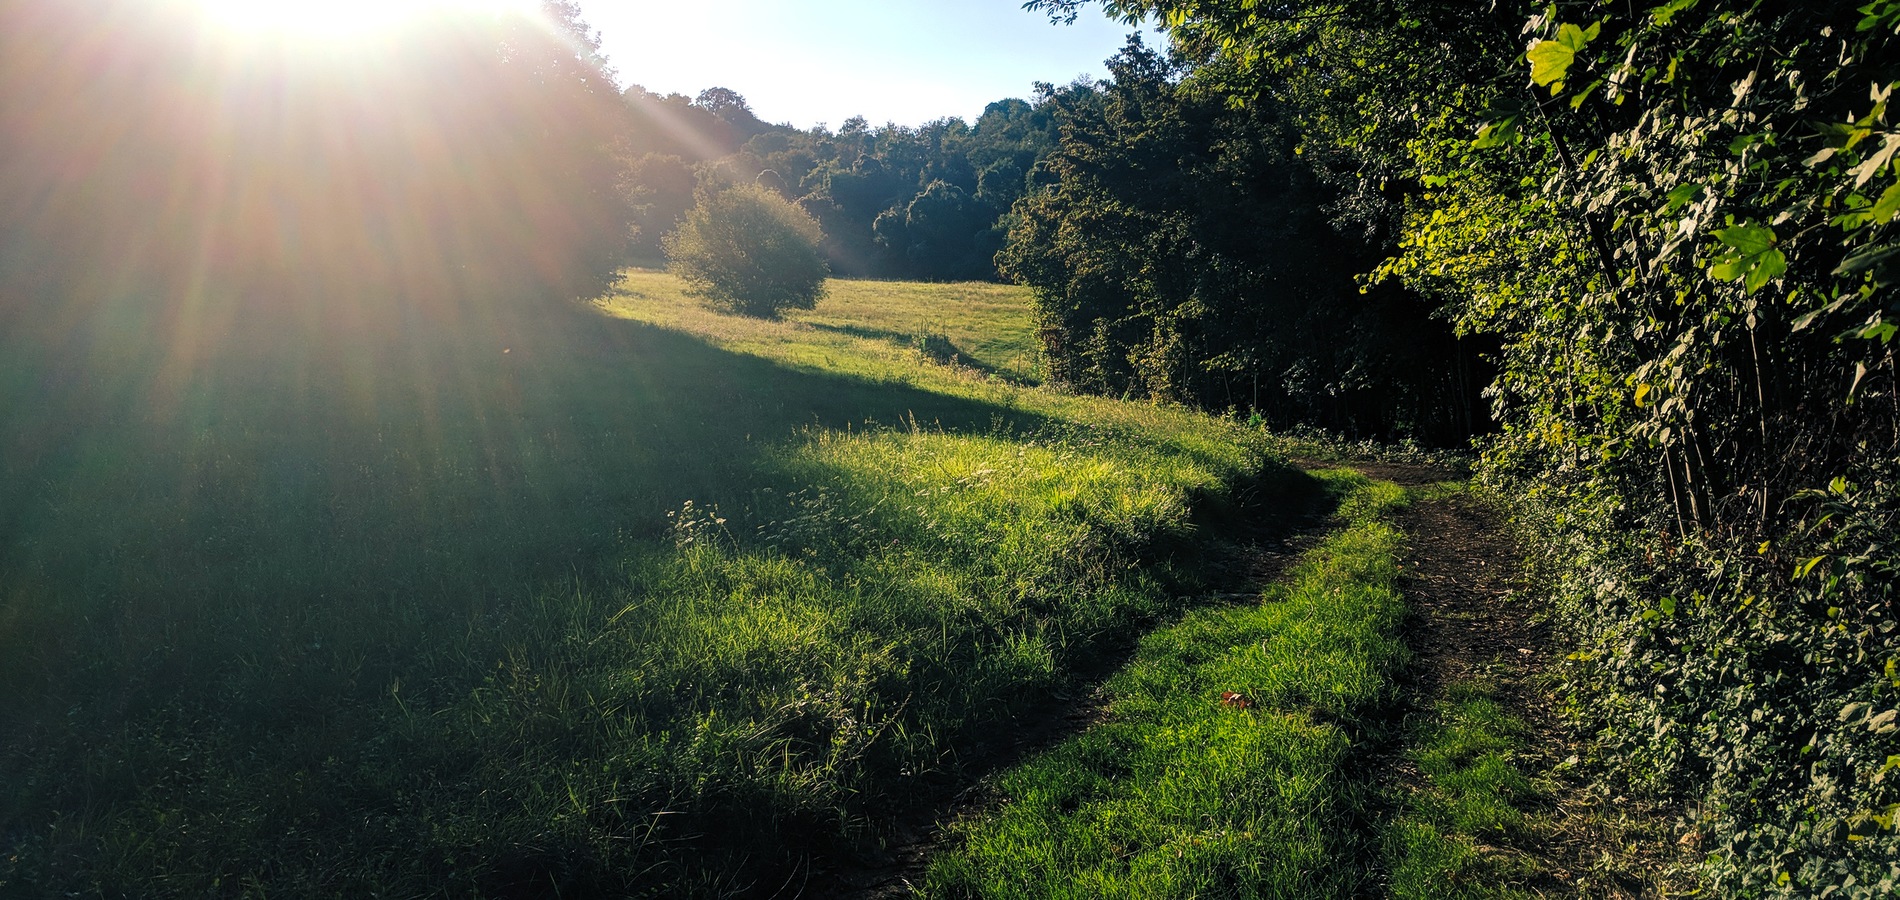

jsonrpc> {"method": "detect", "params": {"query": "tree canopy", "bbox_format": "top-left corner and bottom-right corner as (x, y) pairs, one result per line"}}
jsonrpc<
(999, 38), (1486, 440)
(614, 90), (1066, 280)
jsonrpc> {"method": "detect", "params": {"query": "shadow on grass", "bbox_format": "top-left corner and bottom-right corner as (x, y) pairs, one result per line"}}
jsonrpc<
(802, 321), (1023, 384)
(784, 461), (1345, 898)
(0, 301), (1056, 726)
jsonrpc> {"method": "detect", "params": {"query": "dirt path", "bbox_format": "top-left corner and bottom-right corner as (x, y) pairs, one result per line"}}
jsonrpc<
(798, 462), (1679, 899)
(1379, 472), (1683, 897)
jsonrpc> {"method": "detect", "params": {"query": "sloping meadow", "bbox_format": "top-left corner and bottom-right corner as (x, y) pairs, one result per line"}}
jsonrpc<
(0, 276), (1304, 895)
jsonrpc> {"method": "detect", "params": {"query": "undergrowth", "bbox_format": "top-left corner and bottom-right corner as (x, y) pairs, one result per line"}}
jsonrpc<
(1502, 463), (1900, 897)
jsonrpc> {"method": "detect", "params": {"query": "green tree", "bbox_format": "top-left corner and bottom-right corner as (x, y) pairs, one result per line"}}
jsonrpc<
(1000, 39), (1482, 438)
(663, 181), (829, 317)
(1035, 0), (1900, 890)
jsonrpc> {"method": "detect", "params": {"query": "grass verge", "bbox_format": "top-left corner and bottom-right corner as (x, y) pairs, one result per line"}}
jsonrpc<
(923, 470), (1409, 898)
(1384, 680), (1542, 899)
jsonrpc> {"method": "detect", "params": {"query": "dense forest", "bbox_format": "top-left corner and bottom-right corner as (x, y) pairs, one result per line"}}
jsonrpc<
(615, 84), (1047, 282)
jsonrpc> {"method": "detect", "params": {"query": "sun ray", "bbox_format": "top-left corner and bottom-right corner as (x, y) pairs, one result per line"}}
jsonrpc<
(185, 0), (539, 41)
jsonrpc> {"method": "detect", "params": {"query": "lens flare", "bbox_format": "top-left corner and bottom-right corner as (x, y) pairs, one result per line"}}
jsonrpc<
(188, 0), (535, 40)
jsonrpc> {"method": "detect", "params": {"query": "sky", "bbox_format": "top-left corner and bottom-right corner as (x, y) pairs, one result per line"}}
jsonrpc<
(571, 0), (1157, 130)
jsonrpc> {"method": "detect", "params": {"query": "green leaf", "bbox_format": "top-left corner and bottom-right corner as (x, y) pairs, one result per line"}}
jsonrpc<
(1664, 183), (1704, 215)
(1862, 0), (1900, 33)
(1871, 181), (1900, 224)
(1710, 255), (1749, 280)
(1570, 78), (1605, 109)
(1528, 40), (1575, 89)
(1708, 225), (1785, 293)
(1715, 225), (1775, 255)
(1744, 248), (1786, 293)
(1729, 132), (1767, 155)
(1651, 0), (1697, 25)
(1472, 114), (1522, 149)
(1660, 596), (1677, 615)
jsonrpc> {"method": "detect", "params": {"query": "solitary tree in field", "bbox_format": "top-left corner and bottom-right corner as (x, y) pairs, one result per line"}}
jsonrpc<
(663, 182), (829, 317)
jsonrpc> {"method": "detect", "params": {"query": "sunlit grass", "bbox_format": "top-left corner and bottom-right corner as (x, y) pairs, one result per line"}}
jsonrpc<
(604, 268), (1040, 387)
(924, 470), (1410, 899)
(0, 275), (1300, 894)
(1384, 682), (1544, 899)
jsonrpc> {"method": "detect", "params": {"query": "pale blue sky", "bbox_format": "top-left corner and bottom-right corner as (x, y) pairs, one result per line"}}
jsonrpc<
(572, 1), (1155, 129)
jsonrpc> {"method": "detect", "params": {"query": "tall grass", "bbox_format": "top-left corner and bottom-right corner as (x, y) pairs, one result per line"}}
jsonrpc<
(0, 274), (1302, 894)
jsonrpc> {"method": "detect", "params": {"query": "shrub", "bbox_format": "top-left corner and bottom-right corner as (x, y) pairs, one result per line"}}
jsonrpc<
(663, 182), (828, 317)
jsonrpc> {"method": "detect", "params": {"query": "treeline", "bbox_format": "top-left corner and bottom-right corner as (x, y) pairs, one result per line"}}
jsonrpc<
(625, 57), (1487, 442)
(998, 41), (1487, 443)
(616, 86), (1059, 282)
(1030, 0), (1900, 893)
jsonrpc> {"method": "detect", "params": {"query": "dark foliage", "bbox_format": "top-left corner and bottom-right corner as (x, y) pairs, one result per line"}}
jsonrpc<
(1000, 39), (1488, 443)
(613, 92), (1068, 280)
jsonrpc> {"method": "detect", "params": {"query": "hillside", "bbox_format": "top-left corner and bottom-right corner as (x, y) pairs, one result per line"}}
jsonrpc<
(0, 275), (1308, 894)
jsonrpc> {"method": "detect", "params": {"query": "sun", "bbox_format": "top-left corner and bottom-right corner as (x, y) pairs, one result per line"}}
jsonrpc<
(188, 0), (535, 40)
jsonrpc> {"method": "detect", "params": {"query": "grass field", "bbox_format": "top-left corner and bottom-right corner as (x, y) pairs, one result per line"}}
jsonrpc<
(1, 272), (1563, 896)
(0, 273), (1307, 895)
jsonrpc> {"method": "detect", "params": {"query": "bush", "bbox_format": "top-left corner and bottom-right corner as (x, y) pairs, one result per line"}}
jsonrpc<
(663, 182), (828, 317)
